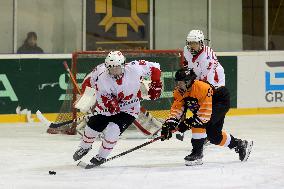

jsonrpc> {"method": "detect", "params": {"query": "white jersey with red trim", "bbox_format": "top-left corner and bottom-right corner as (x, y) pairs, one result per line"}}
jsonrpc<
(183, 45), (225, 88)
(84, 60), (161, 118)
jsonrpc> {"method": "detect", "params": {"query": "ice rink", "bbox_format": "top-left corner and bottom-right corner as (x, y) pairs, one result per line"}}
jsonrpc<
(0, 114), (283, 189)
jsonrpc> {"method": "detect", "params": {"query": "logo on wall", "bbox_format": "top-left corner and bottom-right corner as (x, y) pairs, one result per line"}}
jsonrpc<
(265, 61), (284, 102)
(95, 0), (148, 37)
(87, 0), (150, 50)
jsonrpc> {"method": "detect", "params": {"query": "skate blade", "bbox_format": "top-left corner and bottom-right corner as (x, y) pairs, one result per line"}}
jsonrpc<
(242, 141), (253, 162)
(185, 159), (203, 166)
(77, 161), (88, 168)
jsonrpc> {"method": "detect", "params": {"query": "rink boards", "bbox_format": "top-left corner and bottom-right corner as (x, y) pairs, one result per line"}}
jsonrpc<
(0, 51), (284, 122)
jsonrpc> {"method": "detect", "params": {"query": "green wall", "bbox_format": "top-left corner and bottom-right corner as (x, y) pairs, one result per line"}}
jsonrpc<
(0, 56), (237, 114)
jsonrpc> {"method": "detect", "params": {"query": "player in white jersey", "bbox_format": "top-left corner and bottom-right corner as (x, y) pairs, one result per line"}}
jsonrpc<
(183, 30), (225, 88)
(182, 30), (226, 147)
(73, 51), (162, 166)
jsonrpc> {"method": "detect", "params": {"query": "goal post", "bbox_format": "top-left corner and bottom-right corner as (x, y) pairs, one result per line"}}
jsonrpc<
(49, 50), (184, 135)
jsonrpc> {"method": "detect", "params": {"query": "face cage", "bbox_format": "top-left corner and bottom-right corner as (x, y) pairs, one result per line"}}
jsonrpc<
(175, 79), (193, 89)
(107, 64), (125, 79)
(185, 80), (194, 88)
(186, 40), (204, 56)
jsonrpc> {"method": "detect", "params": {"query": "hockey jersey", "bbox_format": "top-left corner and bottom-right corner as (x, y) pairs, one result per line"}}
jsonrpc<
(183, 45), (225, 88)
(169, 80), (213, 124)
(82, 60), (161, 118)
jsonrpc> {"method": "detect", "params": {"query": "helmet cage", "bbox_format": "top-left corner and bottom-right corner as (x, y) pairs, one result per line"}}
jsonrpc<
(186, 30), (205, 55)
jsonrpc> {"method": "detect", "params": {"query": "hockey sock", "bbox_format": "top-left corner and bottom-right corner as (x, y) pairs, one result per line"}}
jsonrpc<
(227, 135), (238, 149)
(80, 125), (99, 149)
(218, 131), (232, 147)
(98, 123), (120, 158)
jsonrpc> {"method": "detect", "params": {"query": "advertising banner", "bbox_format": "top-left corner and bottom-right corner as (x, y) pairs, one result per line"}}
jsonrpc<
(0, 58), (71, 114)
(238, 52), (284, 108)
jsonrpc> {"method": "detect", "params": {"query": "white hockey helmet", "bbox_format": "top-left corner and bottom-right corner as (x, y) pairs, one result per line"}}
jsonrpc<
(186, 30), (204, 43)
(105, 51), (126, 69)
(105, 51), (126, 78)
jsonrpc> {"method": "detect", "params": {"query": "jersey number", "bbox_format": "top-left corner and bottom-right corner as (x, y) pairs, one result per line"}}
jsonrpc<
(207, 88), (213, 97)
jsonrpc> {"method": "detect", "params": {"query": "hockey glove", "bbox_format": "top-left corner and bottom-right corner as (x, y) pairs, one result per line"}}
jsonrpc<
(184, 115), (204, 128)
(177, 121), (191, 133)
(161, 118), (178, 141)
(74, 86), (96, 113)
(184, 97), (200, 114)
(148, 81), (162, 100)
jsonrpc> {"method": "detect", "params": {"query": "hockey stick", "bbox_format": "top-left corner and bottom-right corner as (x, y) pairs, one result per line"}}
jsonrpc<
(61, 61), (83, 133)
(175, 112), (188, 141)
(78, 131), (173, 169)
(63, 61), (82, 95)
(36, 110), (84, 135)
(37, 102), (159, 130)
(36, 110), (94, 128)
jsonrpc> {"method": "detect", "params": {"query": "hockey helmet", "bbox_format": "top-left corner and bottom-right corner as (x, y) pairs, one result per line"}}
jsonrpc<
(105, 51), (126, 69)
(186, 30), (204, 43)
(175, 68), (197, 88)
(186, 30), (204, 56)
(105, 51), (126, 78)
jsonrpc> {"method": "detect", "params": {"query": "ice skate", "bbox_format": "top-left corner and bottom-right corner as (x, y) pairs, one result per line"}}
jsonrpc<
(235, 139), (253, 161)
(89, 155), (106, 166)
(73, 147), (91, 161)
(184, 148), (203, 166)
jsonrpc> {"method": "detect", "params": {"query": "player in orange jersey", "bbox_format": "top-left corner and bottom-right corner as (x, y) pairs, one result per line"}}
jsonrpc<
(161, 68), (253, 166)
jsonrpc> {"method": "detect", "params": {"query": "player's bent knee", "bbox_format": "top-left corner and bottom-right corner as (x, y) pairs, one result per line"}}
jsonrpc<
(104, 122), (121, 141)
(207, 135), (222, 145)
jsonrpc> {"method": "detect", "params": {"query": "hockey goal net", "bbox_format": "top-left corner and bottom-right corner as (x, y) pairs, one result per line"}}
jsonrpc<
(49, 50), (183, 135)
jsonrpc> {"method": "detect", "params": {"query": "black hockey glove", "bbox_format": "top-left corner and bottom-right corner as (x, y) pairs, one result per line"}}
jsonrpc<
(184, 115), (204, 128)
(184, 97), (200, 114)
(161, 118), (179, 141)
(177, 121), (191, 133)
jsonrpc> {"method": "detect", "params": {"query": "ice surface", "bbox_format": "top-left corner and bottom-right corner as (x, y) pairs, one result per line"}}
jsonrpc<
(0, 114), (283, 189)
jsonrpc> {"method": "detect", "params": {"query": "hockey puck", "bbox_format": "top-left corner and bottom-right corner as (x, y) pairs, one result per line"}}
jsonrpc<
(49, 171), (56, 175)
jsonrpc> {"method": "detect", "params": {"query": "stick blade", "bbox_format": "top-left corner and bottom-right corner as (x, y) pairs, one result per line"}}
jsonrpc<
(36, 110), (51, 126)
(77, 161), (87, 168)
(77, 161), (99, 169)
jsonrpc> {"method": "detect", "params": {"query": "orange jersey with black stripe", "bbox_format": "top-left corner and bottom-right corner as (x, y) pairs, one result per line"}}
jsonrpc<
(169, 80), (213, 124)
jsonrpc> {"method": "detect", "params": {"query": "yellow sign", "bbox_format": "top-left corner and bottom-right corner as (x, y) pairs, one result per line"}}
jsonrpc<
(95, 0), (148, 37)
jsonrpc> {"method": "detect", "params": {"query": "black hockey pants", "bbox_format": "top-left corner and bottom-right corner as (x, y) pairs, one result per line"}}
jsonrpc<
(205, 86), (231, 145)
(87, 112), (135, 134)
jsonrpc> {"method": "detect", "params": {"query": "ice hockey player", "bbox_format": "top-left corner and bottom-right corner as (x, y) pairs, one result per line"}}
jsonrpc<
(182, 29), (226, 144)
(161, 68), (253, 166)
(183, 29), (225, 88)
(73, 51), (162, 166)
